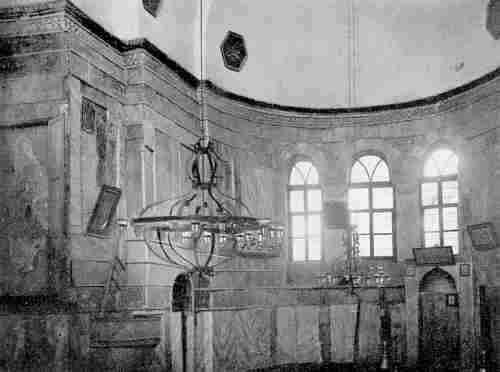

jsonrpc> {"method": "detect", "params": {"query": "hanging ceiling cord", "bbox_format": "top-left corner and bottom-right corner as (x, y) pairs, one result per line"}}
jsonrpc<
(347, 0), (359, 107)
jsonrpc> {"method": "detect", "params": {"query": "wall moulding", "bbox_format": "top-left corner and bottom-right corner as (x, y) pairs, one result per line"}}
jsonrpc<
(3, 0), (500, 133)
(0, 101), (66, 125)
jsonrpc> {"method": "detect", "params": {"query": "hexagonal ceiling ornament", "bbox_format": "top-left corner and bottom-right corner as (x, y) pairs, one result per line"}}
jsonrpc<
(220, 31), (248, 72)
(487, 0), (500, 40)
(143, 0), (162, 17)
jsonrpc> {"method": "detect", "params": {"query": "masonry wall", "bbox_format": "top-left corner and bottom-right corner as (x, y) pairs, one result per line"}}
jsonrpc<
(2, 1), (500, 371)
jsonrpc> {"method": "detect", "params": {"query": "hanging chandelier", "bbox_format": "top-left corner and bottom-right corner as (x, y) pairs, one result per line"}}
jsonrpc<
(131, 0), (284, 275)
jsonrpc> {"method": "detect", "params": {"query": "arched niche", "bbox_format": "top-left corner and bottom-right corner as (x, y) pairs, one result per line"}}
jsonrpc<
(419, 267), (457, 294)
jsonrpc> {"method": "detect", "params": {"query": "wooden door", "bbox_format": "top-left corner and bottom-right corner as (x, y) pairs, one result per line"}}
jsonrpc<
(419, 292), (460, 372)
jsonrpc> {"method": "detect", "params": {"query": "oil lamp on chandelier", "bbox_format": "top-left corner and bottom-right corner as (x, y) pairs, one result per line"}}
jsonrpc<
(130, 0), (283, 276)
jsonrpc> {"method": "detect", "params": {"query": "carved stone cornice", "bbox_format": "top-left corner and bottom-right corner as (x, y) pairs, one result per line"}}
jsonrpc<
(205, 77), (500, 129)
(0, 13), (69, 37)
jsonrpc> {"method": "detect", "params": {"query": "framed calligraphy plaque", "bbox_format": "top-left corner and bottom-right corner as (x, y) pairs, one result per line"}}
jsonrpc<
(86, 185), (122, 238)
(467, 222), (497, 251)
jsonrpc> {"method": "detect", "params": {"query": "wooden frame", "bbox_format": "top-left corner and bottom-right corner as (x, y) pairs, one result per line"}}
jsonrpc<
(467, 222), (497, 251)
(412, 246), (455, 266)
(86, 185), (122, 238)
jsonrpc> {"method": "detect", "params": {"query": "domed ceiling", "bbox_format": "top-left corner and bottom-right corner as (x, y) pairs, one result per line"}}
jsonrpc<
(65, 0), (500, 108)
(203, 0), (500, 108)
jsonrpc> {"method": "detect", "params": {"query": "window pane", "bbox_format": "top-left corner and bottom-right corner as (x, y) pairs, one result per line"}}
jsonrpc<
(424, 158), (439, 177)
(444, 231), (459, 254)
(348, 188), (369, 210)
(358, 234), (370, 256)
(289, 190), (304, 212)
(306, 166), (319, 185)
(421, 182), (438, 206)
(292, 215), (306, 237)
(292, 238), (305, 261)
(374, 235), (393, 256)
(424, 232), (440, 247)
(296, 161), (312, 179)
(443, 207), (458, 230)
(359, 155), (381, 178)
(373, 212), (392, 233)
(424, 208), (440, 232)
(351, 212), (369, 234)
(308, 237), (321, 260)
(373, 187), (393, 209)
(290, 166), (305, 185)
(307, 189), (322, 212)
(372, 160), (390, 182)
(441, 152), (458, 176)
(308, 214), (321, 236)
(432, 149), (457, 175)
(351, 161), (369, 183)
(442, 181), (458, 204)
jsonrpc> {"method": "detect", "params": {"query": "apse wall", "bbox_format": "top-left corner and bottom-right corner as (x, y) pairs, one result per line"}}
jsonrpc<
(204, 76), (500, 281)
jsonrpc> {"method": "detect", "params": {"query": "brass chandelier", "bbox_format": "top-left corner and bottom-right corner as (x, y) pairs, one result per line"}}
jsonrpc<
(131, 0), (284, 275)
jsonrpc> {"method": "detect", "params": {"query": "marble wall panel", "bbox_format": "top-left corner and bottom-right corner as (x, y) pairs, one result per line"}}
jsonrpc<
(275, 306), (296, 365)
(213, 308), (272, 371)
(0, 124), (49, 295)
(358, 303), (381, 364)
(275, 306), (322, 365)
(330, 304), (356, 362)
(295, 305), (322, 363)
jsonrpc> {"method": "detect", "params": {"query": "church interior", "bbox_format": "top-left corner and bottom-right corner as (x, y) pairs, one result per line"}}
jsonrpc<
(2, 0), (500, 371)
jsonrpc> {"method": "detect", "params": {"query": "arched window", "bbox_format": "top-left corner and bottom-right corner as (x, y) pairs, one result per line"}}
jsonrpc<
(348, 155), (394, 257)
(421, 149), (459, 253)
(288, 161), (322, 261)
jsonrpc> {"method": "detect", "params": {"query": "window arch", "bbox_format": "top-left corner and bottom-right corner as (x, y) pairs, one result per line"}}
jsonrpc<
(288, 161), (322, 261)
(348, 155), (395, 257)
(421, 148), (459, 253)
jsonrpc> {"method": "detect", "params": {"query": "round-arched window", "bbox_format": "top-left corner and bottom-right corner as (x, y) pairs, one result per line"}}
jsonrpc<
(288, 161), (322, 261)
(348, 155), (395, 257)
(421, 149), (459, 253)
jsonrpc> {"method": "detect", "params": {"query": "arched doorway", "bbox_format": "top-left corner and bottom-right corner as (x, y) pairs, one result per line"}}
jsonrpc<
(418, 268), (460, 372)
(173, 273), (192, 312)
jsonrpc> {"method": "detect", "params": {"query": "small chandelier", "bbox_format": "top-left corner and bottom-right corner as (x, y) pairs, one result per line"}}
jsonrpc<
(131, 134), (284, 275)
(131, 0), (284, 275)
